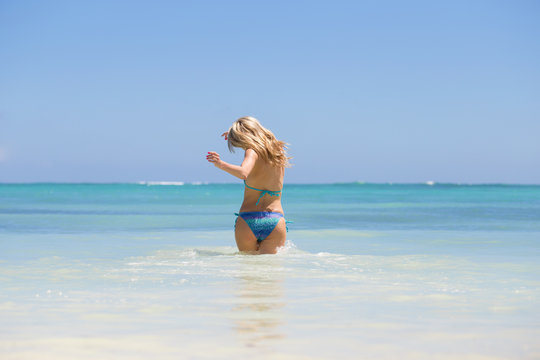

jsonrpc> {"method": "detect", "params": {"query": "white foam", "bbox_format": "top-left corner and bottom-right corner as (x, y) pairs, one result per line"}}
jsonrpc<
(276, 240), (298, 255)
(138, 181), (185, 186)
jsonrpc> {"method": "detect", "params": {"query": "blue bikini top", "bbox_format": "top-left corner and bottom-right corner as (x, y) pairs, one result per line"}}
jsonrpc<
(244, 180), (282, 205)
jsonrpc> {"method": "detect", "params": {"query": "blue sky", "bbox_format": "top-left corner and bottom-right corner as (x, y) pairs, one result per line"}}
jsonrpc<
(1, 0), (539, 183)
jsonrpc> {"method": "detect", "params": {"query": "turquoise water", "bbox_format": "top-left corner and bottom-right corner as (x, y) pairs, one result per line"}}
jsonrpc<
(1, 183), (539, 359)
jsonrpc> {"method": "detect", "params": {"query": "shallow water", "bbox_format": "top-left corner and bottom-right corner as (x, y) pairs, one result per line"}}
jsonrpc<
(1, 183), (539, 359)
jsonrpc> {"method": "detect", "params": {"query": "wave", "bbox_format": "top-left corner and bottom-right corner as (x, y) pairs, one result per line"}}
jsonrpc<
(138, 181), (185, 186)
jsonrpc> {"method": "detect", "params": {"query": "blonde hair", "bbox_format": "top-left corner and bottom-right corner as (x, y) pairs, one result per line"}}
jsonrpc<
(227, 116), (291, 168)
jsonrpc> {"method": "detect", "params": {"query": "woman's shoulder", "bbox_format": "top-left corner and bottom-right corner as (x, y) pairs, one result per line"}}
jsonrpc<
(245, 148), (258, 157)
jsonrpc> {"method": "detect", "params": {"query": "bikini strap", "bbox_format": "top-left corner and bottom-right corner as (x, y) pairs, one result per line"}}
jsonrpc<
(285, 219), (293, 232)
(244, 180), (282, 205)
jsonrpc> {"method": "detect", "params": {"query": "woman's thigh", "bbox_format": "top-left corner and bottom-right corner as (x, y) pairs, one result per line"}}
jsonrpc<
(234, 217), (259, 252)
(258, 217), (286, 254)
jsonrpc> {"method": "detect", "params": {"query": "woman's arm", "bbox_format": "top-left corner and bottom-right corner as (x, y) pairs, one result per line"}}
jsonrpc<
(206, 149), (257, 180)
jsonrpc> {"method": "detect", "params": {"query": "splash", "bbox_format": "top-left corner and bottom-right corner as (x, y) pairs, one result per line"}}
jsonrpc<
(276, 240), (300, 255)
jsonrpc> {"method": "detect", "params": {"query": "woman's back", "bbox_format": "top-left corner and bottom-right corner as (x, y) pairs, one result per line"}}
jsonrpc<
(241, 157), (284, 212)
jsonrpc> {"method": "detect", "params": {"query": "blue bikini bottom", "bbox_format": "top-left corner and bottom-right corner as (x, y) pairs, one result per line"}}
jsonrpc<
(234, 211), (287, 243)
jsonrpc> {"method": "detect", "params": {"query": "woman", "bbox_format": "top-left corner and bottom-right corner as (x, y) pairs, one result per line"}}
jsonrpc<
(206, 116), (291, 254)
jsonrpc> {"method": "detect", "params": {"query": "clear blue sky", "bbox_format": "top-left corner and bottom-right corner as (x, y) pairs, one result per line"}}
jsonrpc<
(1, 0), (539, 184)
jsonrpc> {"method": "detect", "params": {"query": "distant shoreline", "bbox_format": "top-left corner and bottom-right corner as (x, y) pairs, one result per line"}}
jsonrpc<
(1, 181), (539, 186)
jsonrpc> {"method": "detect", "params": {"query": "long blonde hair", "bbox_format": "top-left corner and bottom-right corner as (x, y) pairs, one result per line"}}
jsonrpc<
(227, 116), (291, 168)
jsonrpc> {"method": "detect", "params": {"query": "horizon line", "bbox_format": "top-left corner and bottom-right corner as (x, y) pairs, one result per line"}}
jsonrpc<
(1, 181), (539, 186)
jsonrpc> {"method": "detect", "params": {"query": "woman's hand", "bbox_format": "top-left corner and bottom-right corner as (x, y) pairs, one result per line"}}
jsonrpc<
(206, 151), (223, 168)
(221, 132), (228, 140)
(206, 149), (256, 180)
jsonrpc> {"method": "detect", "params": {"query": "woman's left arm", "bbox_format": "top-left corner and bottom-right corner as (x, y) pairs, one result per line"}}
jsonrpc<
(207, 149), (257, 180)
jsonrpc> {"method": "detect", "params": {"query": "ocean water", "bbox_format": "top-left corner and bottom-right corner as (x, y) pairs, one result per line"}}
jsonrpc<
(0, 182), (539, 359)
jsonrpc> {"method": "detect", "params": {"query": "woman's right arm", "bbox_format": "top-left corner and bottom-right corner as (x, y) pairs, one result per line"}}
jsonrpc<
(206, 149), (257, 180)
